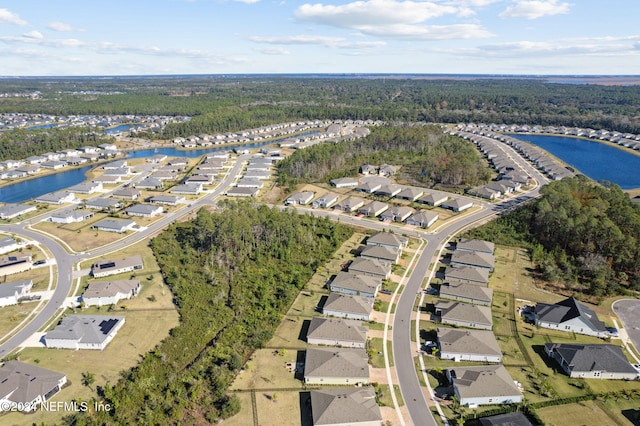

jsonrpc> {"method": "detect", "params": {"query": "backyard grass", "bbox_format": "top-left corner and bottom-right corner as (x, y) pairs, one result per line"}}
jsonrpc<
(374, 299), (396, 314)
(253, 390), (303, 426)
(0, 303), (36, 340)
(268, 315), (308, 350)
(221, 392), (255, 426)
(535, 400), (620, 426)
(33, 216), (130, 252)
(375, 383), (405, 407)
(230, 348), (302, 391)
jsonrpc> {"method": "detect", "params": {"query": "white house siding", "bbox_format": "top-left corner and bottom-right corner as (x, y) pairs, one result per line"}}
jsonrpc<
(440, 353), (502, 363)
(456, 391), (522, 407)
(83, 292), (130, 307)
(307, 337), (366, 349)
(570, 370), (637, 380)
(537, 317), (606, 337)
(0, 295), (18, 307)
(441, 318), (492, 330)
(304, 376), (370, 386)
(323, 309), (370, 322)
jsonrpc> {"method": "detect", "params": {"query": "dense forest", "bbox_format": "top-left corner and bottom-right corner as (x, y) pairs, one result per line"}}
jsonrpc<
(2, 76), (640, 135)
(64, 202), (353, 425)
(277, 125), (492, 190)
(466, 177), (640, 297)
(0, 127), (114, 161)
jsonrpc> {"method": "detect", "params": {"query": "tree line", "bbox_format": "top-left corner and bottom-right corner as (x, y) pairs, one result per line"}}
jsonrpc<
(0, 127), (114, 162)
(466, 176), (640, 297)
(277, 124), (492, 190)
(63, 201), (353, 425)
(2, 77), (640, 135)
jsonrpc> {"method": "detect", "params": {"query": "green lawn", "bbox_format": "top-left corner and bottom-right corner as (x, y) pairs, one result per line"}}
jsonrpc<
(368, 337), (393, 368)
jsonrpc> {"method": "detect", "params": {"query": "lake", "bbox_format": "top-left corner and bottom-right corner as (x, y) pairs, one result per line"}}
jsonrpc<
(0, 131), (318, 203)
(512, 134), (640, 189)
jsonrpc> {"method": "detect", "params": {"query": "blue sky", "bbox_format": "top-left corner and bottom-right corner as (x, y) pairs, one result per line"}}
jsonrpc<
(0, 0), (638, 76)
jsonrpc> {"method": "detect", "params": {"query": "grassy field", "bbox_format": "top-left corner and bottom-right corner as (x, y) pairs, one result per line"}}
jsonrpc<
(33, 215), (130, 252)
(4, 288), (178, 425)
(368, 337), (393, 368)
(535, 400), (622, 426)
(268, 315), (308, 350)
(230, 348), (302, 391)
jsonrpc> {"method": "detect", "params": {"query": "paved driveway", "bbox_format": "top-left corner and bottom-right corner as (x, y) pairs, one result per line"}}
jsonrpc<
(612, 299), (640, 352)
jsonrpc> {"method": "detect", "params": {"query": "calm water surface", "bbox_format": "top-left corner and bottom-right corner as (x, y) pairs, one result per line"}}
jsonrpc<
(513, 134), (640, 189)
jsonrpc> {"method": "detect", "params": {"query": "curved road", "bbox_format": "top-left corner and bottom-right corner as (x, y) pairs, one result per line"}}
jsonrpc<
(0, 154), (249, 357)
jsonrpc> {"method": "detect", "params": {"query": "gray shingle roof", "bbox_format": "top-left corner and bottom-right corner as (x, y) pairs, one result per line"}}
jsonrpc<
(311, 387), (382, 426)
(457, 238), (495, 254)
(436, 301), (493, 327)
(535, 297), (607, 333)
(440, 282), (493, 304)
(307, 317), (368, 345)
(304, 347), (369, 380)
(544, 343), (637, 375)
(45, 315), (125, 345)
(323, 293), (373, 317)
(0, 360), (65, 405)
(451, 365), (521, 400)
(438, 328), (502, 359)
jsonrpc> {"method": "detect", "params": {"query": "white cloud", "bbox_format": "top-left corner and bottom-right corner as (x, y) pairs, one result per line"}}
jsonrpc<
(249, 34), (386, 49)
(23, 30), (43, 40)
(295, 0), (458, 27)
(356, 23), (492, 39)
(47, 22), (74, 32)
(0, 8), (26, 25)
(233, 0), (261, 3)
(499, 0), (571, 19)
(254, 46), (290, 55)
(294, 0), (493, 40)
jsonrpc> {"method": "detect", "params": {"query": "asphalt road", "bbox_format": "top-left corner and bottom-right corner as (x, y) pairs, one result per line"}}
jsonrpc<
(0, 154), (249, 357)
(612, 299), (640, 354)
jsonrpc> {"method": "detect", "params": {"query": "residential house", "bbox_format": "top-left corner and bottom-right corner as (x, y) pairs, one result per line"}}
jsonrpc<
(356, 181), (382, 194)
(329, 177), (359, 188)
(102, 167), (131, 177)
(360, 164), (378, 175)
(395, 187), (424, 201)
(439, 282), (493, 306)
(407, 211), (439, 228)
(0, 203), (37, 219)
(243, 170), (270, 180)
(468, 186), (501, 200)
(312, 193), (339, 209)
(534, 297), (608, 337)
(0, 280), (33, 307)
(35, 191), (76, 205)
(444, 266), (490, 286)
(0, 360), (67, 412)
(285, 191), (315, 206)
(329, 272), (381, 298)
(67, 181), (103, 194)
(135, 177), (163, 190)
(358, 201), (389, 217)
(48, 210), (94, 224)
(375, 184), (402, 197)
(437, 328), (502, 363)
(146, 154), (168, 164)
(435, 301), (493, 330)
(348, 257), (391, 279)
(236, 178), (264, 188)
(16, 165), (41, 175)
(151, 171), (178, 181)
(544, 343), (638, 380)
(442, 198), (474, 212)
(360, 245), (399, 264)
(84, 198), (120, 211)
(479, 413), (533, 426)
(44, 315), (126, 350)
(304, 347), (369, 385)
(91, 255), (143, 278)
(307, 317), (368, 348)
(91, 218), (137, 234)
(0, 237), (20, 255)
(148, 195), (184, 206)
(171, 184), (203, 195)
(378, 164), (397, 177)
(310, 387), (382, 426)
(366, 231), (407, 250)
(418, 193), (449, 207)
(92, 174), (121, 184)
(457, 238), (495, 254)
(82, 280), (141, 307)
(124, 204), (164, 218)
(322, 293), (373, 321)
(447, 365), (522, 406)
(450, 251), (495, 271)
(111, 188), (141, 200)
(0, 254), (32, 276)
(333, 197), (366, 213)
(226, 187), (259, 197)
(40, 161), (67, 170)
